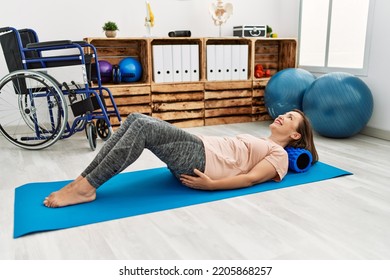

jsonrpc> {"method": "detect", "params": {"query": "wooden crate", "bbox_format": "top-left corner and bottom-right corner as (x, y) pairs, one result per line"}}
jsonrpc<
(84, 38), (151, 85)
(104, 84), (151, 127)
(203, 37), (253, 81)
(151, 82), (204, 127)
(252, 83), (272, 122)
(204, 85), (253, 125)
(150, 38), (204, 82)
(253, 38), (297, 79)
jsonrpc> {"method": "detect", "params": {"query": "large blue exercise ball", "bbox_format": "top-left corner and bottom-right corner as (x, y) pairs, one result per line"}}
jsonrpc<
(265, 68), (316, 119)
(119, 57), (143, 82)
(303, 72), (373, 138)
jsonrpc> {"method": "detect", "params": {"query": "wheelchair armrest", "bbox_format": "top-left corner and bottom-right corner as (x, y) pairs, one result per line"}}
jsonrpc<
(26, 40), (73, 49)
(72, 40), (88, 45)
(0, 26), (12, 33)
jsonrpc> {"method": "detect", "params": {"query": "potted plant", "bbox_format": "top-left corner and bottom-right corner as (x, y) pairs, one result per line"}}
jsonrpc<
(102, 21), (119, 38)
(266, 25), (273, 37)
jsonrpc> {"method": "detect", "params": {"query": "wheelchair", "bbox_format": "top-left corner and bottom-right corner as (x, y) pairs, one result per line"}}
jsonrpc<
(0, 26), (122, 150)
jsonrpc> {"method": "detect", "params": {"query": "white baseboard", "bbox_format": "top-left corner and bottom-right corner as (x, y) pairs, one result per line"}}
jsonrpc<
(361, 126), (390, 141)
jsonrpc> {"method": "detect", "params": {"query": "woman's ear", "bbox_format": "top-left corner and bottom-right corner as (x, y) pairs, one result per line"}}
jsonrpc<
(290, 132), (301, 140)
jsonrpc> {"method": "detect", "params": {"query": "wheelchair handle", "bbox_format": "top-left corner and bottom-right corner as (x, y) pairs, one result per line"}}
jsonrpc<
(0, 27), (12, 33)
(26, 40), (73, 49)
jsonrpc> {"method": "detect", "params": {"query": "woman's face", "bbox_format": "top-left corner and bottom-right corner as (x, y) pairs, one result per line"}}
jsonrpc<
(269, 111), (303, 138)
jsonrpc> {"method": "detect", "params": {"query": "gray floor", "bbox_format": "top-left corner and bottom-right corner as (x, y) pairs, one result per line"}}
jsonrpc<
(1, 120), (389, 260)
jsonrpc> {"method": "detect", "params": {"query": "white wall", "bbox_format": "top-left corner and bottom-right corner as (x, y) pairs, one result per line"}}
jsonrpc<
(1, 0), (389, 137)
(360, 0), (390, 137)
(0, 0), (283, 40)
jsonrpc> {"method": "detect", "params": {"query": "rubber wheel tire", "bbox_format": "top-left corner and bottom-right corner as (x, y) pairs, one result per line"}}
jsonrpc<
(96, 118), (111, 141)
(86, 122), (97, 151)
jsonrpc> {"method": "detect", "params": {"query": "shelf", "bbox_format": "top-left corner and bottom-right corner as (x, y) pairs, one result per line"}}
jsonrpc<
(83, 37), (297, 127)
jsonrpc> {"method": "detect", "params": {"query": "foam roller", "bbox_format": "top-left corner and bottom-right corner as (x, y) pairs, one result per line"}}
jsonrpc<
(285, 146), (313, 173)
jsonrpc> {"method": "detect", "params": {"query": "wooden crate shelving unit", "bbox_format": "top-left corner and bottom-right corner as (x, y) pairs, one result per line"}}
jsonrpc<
(83, 37), (297, 127)
(204, 38), (253, 125)
(252, 38), (297, 121)
(84, 38), (151, 126)
(150, 38), (204, 127)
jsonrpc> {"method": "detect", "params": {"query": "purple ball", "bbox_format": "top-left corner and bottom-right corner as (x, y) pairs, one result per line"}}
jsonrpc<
(98, 60), (113, 83)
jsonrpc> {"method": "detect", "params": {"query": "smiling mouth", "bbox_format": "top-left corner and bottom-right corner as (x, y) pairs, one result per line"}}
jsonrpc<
(274, 118), (283, 125)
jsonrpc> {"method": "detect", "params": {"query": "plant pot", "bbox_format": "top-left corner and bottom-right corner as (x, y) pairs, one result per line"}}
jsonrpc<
(105, 30), (117, 38)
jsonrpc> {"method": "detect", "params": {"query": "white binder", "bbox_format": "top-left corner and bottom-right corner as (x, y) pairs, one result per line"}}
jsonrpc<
(152, 45), (164, 83)
(181, 44), (191, 82)
(215, 44), (224, 81)
(190, 44), (199, 81)
(162, 45), (173, 83)
(206, 45), (216, 81)
(239, 44), (249, 80)
(231, 44), (241, 80)
(172, 44), (182, 82)
(223, 44), (232, 81)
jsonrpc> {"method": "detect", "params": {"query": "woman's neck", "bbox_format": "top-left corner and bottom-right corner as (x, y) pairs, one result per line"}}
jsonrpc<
(267, 135), (289, 147)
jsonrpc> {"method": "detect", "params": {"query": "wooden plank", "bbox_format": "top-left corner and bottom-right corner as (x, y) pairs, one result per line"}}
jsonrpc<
(252, 114), (272, 121)
(109, 105), (151, 115)
(108, 85), (151, 95)
(205, 107), (252, 117)
(204, 38), (252, 45)
(205, 98), (252, 108)
(254, 54), (279, 62)
(152, 110), (204, 121)
(255, 45), (279, 54)
(252, 106), (268, 114)
(204, 80), (252, 90)
(151, 92), (203, 102)
(170, 119), (204, 128)
(151, 38), (203, 45)
(252, 98), (266, 107)
(86, 38), (149, 48)
(152, 101), (204, 112)
(105, 95), (150, 107)
(253, 79), (270, 88)
(95, 47), (140, 58)
(252, 88), (265, 98)
(151, 82), (204, 93)
(205, 89), (252, 100)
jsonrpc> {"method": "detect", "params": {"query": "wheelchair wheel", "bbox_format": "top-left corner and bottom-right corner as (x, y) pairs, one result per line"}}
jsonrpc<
(85, 122), (97, 151)
(0, 70), (68, 150)
(96, 118), (111, 140)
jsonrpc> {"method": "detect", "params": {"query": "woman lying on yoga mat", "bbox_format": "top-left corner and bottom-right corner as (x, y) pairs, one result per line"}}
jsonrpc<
(44, 110), (318, 208)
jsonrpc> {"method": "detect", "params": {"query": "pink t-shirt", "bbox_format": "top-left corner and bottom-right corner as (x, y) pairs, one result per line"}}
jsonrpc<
(198, 134), (288, 182)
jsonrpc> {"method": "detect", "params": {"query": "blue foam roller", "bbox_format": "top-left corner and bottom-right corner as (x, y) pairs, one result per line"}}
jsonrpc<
(285, 146), (313, 173)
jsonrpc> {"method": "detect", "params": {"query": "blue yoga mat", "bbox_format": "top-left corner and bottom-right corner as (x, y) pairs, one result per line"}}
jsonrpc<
(14, 162), (351, 238)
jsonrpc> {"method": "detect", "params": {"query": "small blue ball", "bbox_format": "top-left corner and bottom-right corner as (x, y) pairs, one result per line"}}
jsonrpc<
(119, 57), (143, 82)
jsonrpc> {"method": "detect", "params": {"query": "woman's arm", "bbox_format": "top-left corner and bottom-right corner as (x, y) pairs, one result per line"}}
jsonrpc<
(180, 159), (278, 190)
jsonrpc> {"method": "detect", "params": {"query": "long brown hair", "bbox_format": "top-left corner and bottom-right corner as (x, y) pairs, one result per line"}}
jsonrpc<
(288, 109), (319, 164)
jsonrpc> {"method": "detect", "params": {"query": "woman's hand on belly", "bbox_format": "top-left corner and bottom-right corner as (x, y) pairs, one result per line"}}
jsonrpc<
(180, 169), (215, 190)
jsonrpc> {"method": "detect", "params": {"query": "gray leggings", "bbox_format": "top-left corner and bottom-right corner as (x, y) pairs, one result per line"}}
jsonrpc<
(81, 113), (206, 188)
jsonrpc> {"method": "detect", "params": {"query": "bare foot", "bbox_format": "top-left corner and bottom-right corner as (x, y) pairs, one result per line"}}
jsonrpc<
(43, 177), (96, 208)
